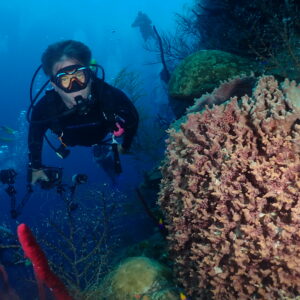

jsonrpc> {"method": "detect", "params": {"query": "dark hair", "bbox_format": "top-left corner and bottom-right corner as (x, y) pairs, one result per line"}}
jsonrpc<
(41, 40), (92, 76)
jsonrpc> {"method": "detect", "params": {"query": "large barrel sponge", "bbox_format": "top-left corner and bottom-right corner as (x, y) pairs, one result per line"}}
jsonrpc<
(159, 76), (300, 299)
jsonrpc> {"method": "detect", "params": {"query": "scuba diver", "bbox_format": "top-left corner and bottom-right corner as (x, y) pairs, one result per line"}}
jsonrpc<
(28, 40), (139, 184)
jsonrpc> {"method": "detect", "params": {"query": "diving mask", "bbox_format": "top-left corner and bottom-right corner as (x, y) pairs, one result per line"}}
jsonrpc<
(51, 64), (92, 93)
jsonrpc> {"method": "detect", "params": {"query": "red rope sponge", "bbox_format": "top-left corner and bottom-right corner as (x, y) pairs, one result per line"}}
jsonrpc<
(17, 223), (73, 300)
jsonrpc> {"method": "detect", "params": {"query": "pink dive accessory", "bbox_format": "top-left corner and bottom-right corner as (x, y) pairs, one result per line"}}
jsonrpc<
(113, 122), (124, 137)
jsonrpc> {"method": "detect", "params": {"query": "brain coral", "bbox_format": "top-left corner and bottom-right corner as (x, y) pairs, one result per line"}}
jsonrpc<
(168, 50), (256, 99)
(159, 76), (300, 299)
(99, 256), (178, 299)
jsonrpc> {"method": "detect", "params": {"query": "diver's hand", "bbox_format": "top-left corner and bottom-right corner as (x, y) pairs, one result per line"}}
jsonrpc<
(31, 169), (49, 185)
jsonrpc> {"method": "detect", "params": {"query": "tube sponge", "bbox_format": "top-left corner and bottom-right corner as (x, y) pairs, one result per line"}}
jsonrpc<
(17, 223), (73, 300)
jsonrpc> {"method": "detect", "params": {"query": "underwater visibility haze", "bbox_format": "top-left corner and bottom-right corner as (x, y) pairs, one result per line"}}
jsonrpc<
(0, 0), (300, 299)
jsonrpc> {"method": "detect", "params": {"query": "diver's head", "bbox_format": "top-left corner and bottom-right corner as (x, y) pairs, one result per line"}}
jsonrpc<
(51, 57), (93, 108)
(41, 40), (93, 109)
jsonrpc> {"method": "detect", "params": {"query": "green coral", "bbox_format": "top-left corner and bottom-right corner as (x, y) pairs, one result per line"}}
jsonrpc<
(97, 257), (178, 300)
(168, 50), (257, 98)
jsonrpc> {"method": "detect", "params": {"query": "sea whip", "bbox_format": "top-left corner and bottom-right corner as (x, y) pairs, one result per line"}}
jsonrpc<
(17, 223), (73, 300)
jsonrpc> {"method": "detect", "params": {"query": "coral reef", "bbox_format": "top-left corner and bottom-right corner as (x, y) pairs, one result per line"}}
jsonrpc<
(168, 50), (256, 99)
(281, 79), (300, 108)
(167, 50), (257, 118)
(175, 1), (300, 71)
(33, 184), (126, 298)
(187, 75), (256, 113)
(119, 233), (170, 266)
(112, 67), (145, 105)
(159, 76), (300, 299)
(17, 223), (73, 300)
(99, 256), (178, 300)
(112, 67), (170, 163)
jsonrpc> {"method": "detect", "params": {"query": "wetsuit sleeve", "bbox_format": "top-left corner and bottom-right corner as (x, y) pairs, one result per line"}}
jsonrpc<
(114, 89), (139, 151)
(28, 100), (50, 169)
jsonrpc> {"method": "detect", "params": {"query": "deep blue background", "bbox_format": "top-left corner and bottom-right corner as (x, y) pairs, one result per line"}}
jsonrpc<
(0, 1), (190, 298)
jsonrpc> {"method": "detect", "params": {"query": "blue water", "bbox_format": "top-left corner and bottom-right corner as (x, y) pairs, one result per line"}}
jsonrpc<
(0, 1), (189, 298)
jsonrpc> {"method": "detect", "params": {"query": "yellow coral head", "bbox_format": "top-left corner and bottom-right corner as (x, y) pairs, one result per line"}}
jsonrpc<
(180, 292), (187, 300)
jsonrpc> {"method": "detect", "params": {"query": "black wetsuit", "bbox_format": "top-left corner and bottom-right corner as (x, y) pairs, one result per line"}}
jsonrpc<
(28, 78), (139, 169)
